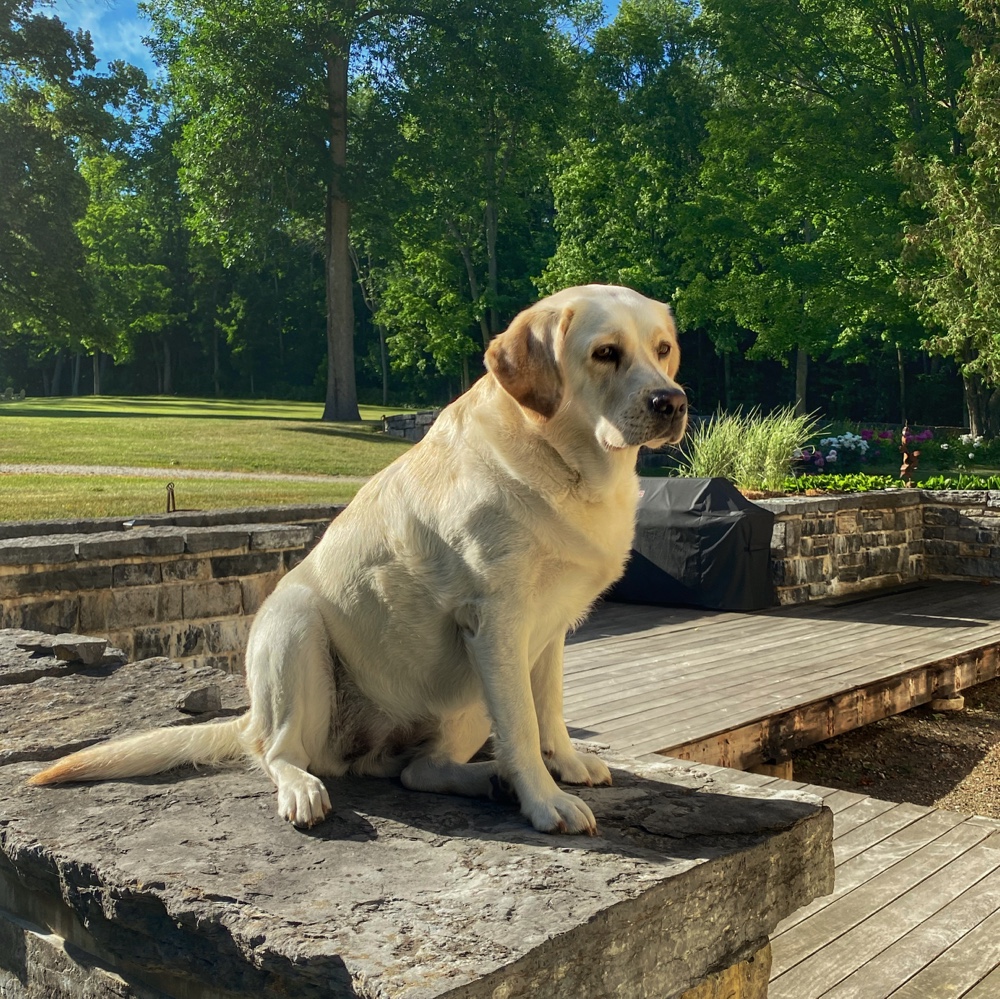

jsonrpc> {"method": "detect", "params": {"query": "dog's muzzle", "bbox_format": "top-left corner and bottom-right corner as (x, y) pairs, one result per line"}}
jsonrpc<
(648, 388), (688, 443)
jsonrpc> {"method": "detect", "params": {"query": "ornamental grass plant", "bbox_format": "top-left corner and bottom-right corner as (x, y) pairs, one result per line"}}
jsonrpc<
(675, 406), (823, 493)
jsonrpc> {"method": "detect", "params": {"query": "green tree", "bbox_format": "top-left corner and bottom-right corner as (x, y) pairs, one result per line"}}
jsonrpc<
(677, 0), (968, 415)
(541, 0), (713, 302)
(902, 0), (1000, 434)
(76, 152), (174, 393)
(1, 0), (93, 344)
(353, 0), (583, 389)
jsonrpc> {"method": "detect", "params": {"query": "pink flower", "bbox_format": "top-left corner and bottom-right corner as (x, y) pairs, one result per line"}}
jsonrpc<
(879, 431), (894, 439)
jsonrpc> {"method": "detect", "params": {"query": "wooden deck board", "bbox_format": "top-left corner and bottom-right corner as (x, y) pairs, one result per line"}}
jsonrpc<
(564, 582), (1000, 764)
(566, 583), (1000, 999)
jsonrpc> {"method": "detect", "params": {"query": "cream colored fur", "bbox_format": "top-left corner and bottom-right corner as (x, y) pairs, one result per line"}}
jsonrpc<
(30, 285), (687, 835)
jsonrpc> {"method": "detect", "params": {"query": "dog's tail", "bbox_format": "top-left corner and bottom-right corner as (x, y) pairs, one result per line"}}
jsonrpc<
(27, 715), (250, 786)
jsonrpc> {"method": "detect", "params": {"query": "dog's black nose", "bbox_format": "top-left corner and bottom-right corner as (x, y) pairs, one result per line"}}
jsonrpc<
(649, 388), (687, 418)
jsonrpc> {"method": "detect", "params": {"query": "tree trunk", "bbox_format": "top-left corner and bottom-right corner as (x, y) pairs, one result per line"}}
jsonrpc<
(162, 336), (173, 395)
(51, 352), (64, 396)
(72, 353), (81, 396)
(377, 324), (389, 407)
(212, 329), (220, 397)
(462, 355), (470, 394)
(485, 196), (499, 335)
(321, 36), (360, 422)
(92, 352), (101, 396)
(962, 342), (985, 435)
(896, 345), (906, 423)
(794, 348), (808, 415)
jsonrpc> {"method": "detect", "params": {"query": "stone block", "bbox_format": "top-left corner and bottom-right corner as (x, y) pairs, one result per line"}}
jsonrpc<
(181, 580), (243, 620)
(77, 531), (186, 560)
(182, 528), (250, 554)
(15, 633), (108, 666)
(105, 588), (182, 630)
(1, 598), (79, 635)
(78, 592), (111, 631)
(0, 642), (248, 766)
(210, 552), (282, 579)
(0, 538), (76, 566)
(0, 908), (163, 999)
(172, 623), (207, 659)
(111, 562), (162, 588)
(203, 617), (253, 655)
(239, 573), (280, 614)
(249, 525), (314, 551)
(0, 631), (123, 687)
(160, 557), (211, 582)
(0, 565), (114, 600)
(130, 626), (173, 661)
(0, 647), (833, 999)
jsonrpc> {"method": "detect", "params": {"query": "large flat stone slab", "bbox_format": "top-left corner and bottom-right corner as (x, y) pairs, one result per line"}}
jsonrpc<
(0, 633), (834, 999)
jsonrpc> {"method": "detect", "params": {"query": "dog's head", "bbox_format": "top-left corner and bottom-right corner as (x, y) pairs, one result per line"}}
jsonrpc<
(485, 285), (687, 450)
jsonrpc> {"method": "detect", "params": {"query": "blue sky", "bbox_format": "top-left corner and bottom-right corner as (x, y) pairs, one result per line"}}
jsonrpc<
(50, 0), (157, 74)
(50, 1), (620, 78)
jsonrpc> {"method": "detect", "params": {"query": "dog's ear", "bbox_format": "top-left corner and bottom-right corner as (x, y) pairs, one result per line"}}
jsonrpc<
(485, 305), (572, 419)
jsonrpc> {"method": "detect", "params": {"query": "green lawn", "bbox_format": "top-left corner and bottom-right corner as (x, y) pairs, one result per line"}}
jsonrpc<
(0, 396), (413, 477)
(0, 396), (413, 521)
(0, 474), (364, 522)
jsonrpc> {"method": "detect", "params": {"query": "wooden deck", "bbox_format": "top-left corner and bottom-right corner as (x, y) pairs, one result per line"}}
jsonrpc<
(564, 581), (1000, 999)
(564, 581), (1000, 768)
(672, 761), (1000, 999)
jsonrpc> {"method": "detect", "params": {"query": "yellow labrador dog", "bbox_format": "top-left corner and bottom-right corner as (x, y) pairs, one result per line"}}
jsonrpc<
(31, 285), (687, 835)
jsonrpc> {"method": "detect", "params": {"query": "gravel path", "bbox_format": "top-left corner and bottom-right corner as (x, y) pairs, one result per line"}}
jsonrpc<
(0, 463), (369, 484)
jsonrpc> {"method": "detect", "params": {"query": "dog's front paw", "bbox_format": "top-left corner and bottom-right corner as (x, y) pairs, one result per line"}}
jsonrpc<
(545, 748), (613, 787)
(523, 789), (597, 836)
(276, 771), (332, 828)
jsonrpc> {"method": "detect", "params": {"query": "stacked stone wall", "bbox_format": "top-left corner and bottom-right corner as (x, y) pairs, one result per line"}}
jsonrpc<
(0, 511), (342, 672)
(381, 409), (440, 441)
(761, 489), (1000, 605)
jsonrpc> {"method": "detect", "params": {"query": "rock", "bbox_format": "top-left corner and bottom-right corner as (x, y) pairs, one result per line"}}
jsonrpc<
(0, 632), (833, 999)
(1, 630), (123, 686)
(16, 631), (108, 666)
(0, 642), (248, 767)
(176, 684), (223, 714)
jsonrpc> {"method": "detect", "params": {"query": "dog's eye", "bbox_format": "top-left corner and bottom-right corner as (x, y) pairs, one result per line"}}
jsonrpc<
(657, 343), (672, 359)
(593, 345), (620, 363)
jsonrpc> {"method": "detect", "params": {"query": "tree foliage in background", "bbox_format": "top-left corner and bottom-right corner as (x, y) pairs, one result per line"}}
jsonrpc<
(541, 0), (712, 303)
(2, 0), (998, 433)
(902, 0), (1000, 434)
(675, 0), (969, 417)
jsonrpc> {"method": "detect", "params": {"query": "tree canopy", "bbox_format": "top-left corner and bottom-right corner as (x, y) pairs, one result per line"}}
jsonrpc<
(1, 0), (997, 431)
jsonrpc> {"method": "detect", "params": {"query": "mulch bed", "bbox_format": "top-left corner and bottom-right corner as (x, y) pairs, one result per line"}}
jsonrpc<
(793, 676), (1000, 819)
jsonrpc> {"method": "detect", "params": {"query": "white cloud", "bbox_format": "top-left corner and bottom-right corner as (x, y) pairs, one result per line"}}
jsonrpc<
(49, 0), (156, 73)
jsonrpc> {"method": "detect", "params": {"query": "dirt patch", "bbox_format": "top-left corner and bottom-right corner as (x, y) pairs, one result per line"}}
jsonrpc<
(793, 676), (1000, 819)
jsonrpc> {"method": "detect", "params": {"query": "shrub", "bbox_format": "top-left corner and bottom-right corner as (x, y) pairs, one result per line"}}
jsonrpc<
(676, 407), (822, 492)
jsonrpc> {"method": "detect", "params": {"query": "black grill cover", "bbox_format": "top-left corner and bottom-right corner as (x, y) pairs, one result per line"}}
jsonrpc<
(607, 477), (776, 611)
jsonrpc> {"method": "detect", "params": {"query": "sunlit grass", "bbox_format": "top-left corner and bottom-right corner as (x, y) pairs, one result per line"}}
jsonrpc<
(0, 474), (363, 522)
(0, 396), (414, 477)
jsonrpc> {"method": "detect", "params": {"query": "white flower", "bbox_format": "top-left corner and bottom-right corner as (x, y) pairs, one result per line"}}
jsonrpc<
(970, 452), (976, 459)
(940, 443), (950, 450)
(827, 451), (838, 462)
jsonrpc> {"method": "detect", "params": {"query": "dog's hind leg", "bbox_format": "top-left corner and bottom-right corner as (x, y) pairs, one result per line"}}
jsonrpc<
(400, 702), (504, 799)
(245, 584), (337, 828)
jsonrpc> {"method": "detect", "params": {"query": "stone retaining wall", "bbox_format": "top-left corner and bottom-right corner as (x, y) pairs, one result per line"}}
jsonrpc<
(760, 489), (1000, 604)
(2, 491), (997, 673)
(0, 507), (344, 672)
(382, 409), (440, 441)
